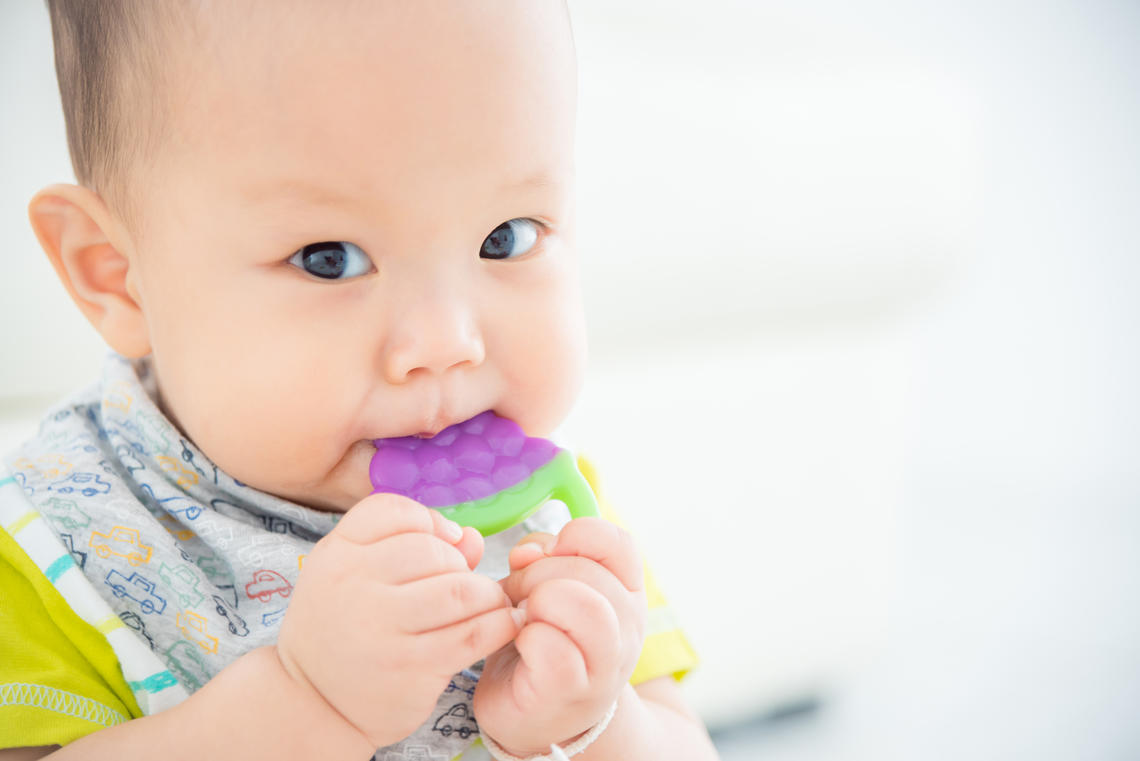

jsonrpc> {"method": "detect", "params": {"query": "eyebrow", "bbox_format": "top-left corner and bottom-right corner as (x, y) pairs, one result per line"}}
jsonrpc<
(242, 171), (561, 207)
(500, 172), (562, 193)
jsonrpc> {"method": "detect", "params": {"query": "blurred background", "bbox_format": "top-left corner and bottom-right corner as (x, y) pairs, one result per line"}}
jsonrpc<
(2, 0), (1138, 758)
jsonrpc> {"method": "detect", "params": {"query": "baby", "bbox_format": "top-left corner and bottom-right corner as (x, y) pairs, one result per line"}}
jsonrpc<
(0, 1), (717, 760)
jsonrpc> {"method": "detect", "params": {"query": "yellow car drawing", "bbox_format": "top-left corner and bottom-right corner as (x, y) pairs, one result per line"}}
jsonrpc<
(177, 611), (219, 654)
(89, 526), (153, 566)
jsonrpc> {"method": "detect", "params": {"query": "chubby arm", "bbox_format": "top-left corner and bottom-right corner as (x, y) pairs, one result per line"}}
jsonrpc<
(6, 646), (374, 761)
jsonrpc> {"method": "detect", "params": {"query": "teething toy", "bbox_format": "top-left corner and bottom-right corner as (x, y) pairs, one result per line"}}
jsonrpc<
(369, 410), (599, 536)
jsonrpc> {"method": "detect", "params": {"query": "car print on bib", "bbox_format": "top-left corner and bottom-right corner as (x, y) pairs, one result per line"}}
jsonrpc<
(44, 497), (90, 531)
(164, 640), (211, 691)
(433, 703), (479, 740)
(261, 607), (288, 627)
(158, 562), (205, 608)
(105, 570), (167, 614)
(381, 747), (448, 761)
(177, 611), (219, 654)
(118, 610), (156, 651)
(245, 569), (293, 602)
(90, 526), (153, 565)
(212, 594), (250, 636)
(50, 471), (112, 498)
(445, 679), (475, 699)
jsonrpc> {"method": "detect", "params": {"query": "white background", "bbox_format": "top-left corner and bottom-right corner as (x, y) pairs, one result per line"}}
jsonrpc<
(2, 1), (1138, 758)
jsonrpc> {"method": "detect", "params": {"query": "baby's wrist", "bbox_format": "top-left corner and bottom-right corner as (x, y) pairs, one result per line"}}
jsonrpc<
(262, 645), (377, 757)
(483, 698), (620, 761)
(488, 728), (588, 760)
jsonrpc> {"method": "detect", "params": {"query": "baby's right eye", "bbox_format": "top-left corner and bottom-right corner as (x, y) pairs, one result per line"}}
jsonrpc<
(287, 241), (374, 280)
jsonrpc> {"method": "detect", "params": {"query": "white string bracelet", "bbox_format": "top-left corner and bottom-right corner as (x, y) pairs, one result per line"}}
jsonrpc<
(482, 699), (620, 761)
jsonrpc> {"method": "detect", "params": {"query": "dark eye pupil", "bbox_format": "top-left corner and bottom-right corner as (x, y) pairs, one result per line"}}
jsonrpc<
(301, 242), (347, 278)
(482, 222), (515, 259)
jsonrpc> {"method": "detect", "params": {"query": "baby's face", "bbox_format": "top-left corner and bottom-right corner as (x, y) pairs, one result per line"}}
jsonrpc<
(125, 1), (585, 512)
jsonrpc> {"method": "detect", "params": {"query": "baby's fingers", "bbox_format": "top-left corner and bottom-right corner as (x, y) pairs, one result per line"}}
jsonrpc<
(520, 578), (621, 682)
(335, 493), (464, 548)
(397, 572), (513, 633)
(453, 525), (484, 570)
(550, 518), (644, 593)
(416, 606), (525, 674)
(508, 531), (556, 571)
(513, 620), (588, 703)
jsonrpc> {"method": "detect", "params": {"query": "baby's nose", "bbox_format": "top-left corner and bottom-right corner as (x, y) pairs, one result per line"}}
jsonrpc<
(380, 291), (486, 382)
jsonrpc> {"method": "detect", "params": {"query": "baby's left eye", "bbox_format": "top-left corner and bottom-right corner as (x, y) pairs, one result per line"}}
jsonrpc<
(287, 241), (374, 280)
(481, 218), (543, 260)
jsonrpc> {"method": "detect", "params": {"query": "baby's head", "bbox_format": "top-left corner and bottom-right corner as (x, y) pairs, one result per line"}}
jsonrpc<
(31, 0), (586, 512)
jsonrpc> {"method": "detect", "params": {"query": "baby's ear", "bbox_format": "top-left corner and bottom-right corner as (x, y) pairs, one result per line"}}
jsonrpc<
(27, 183), (151, 358)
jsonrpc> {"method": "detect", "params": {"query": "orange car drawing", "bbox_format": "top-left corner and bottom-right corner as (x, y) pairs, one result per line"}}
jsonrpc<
(89, 526), (152, 566)
(158, 513), (195, 541)
(156, 455), (199, 488)
(176, 611), (219, 654)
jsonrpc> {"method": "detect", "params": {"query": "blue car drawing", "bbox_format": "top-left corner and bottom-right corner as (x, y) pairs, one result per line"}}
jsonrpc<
(50, 472), (112, 498)
(139, 483), (204, 520)
(105, 570), (167, 614)
(261, 608), (287, 628)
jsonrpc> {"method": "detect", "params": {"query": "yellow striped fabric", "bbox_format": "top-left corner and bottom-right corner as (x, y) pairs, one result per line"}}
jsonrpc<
(576, 454), (699, 684)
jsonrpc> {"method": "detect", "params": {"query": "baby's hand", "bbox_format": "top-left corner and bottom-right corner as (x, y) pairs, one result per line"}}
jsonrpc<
(473, 518), (649, 756)
(275, 494), (523, 750)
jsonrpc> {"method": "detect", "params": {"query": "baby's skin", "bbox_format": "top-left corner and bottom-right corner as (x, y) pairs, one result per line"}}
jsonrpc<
(277, 496), (649, 754)
(14, 0), (719, 758)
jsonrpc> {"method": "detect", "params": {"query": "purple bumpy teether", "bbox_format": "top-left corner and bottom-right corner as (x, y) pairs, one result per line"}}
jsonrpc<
(369, 410), (598, 535)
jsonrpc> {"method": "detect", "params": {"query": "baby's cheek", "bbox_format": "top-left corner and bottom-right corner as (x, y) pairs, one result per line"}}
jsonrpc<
(545, 297), (589, 416)
(502, 300), (587, 436)
(165, 363), (330, 492)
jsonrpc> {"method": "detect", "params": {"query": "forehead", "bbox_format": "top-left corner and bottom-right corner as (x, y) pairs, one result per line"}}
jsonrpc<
(160, 0), (576, 210)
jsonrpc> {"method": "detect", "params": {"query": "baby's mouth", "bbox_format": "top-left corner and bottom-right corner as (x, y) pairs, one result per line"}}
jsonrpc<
(375, 409), (490, 443)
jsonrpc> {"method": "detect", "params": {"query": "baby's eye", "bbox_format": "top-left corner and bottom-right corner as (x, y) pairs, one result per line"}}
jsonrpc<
(287, 241), (374, 280)
(480, 218), (543, 260)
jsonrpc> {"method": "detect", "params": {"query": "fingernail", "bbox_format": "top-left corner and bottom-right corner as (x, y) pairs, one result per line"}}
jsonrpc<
(511, 602), (527, 628)
(442, 518), (463, 542)
(517, 542), (544, 557)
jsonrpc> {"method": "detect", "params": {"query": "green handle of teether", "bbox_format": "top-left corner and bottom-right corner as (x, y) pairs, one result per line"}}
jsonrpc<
(437, 450), (599, 536)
